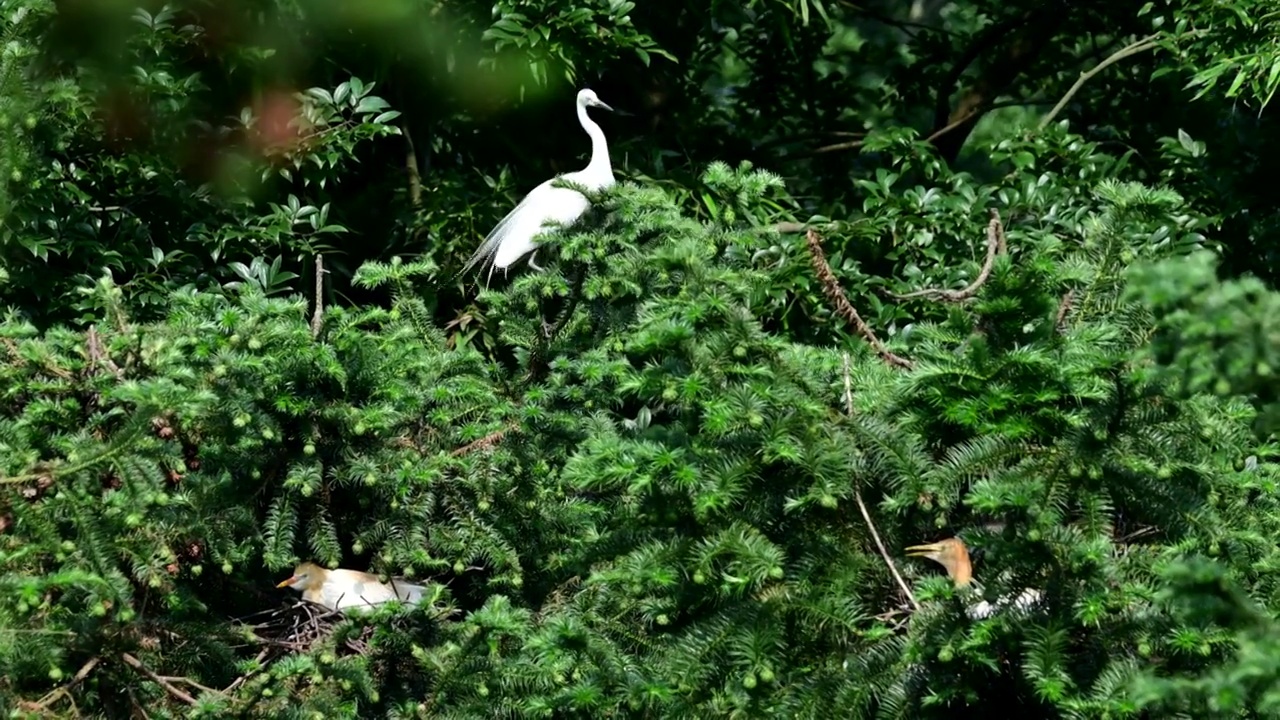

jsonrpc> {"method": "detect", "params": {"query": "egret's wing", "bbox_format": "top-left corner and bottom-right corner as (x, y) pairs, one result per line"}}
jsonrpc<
(322, 570), (398, 613)
(488, 184), (590, 269)
(459, 178), (556, 279)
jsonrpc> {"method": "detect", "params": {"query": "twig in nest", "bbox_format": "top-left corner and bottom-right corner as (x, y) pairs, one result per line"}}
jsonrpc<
(237, 600), (370, 656)
(889, 209), (1006, 302)
(842, 353), (921, 612)
(1039, 34), (1160, 130)
(121, 653), (197, 706)
(311, 254), (326, 339)
(805, 229), (913, 369)
(450, 421), (520, 457)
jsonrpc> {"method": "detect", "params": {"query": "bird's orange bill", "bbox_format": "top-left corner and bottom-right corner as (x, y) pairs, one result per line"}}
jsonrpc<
(904, 542), (945, 557)
(275, 576), (298, 588)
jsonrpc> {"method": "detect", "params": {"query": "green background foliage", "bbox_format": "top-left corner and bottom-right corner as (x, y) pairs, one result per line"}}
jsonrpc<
(4, 0), (1280, 717)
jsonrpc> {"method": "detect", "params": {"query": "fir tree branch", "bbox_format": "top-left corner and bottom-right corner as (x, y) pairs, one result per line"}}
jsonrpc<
(843, 353), (921, 612)
(120, 653), (197, 706)
(0, 421), (148, 485)
(524, 266), (586, 381)
(450, 421), (520, 457)
(889, 209), (1005, 302)
(805, 229), (913, 369)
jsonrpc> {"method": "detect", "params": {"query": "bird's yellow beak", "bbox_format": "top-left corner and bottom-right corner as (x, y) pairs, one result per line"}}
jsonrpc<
(276, 576), (298, 588)
(904, 542), (944, 557)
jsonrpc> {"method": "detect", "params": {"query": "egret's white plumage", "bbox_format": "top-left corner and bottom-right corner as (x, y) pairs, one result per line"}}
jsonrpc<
(905, 537), (1042, 619)
(276, 561), (428, 615)
(462, 88), (615, 284)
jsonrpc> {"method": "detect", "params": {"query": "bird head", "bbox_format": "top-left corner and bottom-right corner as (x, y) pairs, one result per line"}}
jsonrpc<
(904, 537), (973, 587)
(276, 561), (327, 592)
(577, 88), (613, 113)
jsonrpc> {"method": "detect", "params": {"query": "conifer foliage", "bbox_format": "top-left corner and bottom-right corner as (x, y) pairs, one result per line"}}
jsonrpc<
(3, 138), (1278, 718)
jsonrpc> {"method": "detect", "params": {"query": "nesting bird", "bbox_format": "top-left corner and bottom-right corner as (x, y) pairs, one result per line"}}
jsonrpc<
(461, 88), (616, 284)
(904, 536), (1042, 619)
(276, 561), (428, 615)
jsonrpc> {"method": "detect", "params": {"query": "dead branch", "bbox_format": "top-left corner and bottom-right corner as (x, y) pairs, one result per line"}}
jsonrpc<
(930, 6), (1067, 161)
(311, 254), (325, 339)
(222, 649), (270, 695)
(450, 421), (520, 457)
(86, 325), (124, 379)
(1039, 34), (1160, 130)
(889, 209), (1006, 302)
(404, 123), (422, 208)
(805, 229), (913, 369)
(842, 353), (922, 612)
(120, 653), (197, 706)
(1055, 288), (1075, 333)
(813, 105), (983, 155)
(19, 656), (101, 713)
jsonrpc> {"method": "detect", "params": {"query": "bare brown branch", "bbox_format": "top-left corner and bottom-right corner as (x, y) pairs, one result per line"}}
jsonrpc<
(404, 123), (422, 208)
(121, 653), (197, 706)
(890, 209), (1006, 302)
(87, 325), (124, 379)
(18, 657), (101, 714)
(931, 6), (1068, 161)
(806, 230), (913, 369)
(1039, 34), (1160, 130)
(842, 353), (921, 612)
(311, 254), (325, 339)
(813, 104), (981, 155)
(1055, 288), (1075, 332)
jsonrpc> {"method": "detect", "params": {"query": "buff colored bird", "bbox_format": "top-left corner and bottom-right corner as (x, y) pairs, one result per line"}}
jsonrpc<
(904, 536), (1042, 619)
(276, 561), (428, 614)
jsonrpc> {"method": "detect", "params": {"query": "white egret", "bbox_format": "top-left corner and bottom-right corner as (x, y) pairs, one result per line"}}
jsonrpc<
(276, 561), (429, 615)
(904, 537), (1042, 619)
(461, 88), (615, 284)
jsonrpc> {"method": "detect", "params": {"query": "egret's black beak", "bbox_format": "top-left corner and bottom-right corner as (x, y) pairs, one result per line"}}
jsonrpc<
(591, 100), (614, 112)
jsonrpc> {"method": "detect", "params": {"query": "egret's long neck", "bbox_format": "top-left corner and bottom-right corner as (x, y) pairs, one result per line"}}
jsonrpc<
(577, 104), (612, 176)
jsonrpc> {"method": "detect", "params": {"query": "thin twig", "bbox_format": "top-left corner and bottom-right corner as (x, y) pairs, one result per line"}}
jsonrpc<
(311, 254), (325, 339)
(1039, 34), (1160, 130)
(222, 649), (270, 694)
(813, 105), (982, 154)
(842, 353), (921, 612)
(805, 229), (913, 369)
(121, 653), (197, 706)
(889, 209), (1006, 302)
(20, 657), (101, 713)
